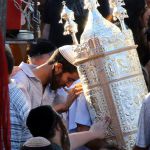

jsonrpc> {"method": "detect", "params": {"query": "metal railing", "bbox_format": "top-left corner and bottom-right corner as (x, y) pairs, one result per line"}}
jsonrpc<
(4, 0), (40, 44)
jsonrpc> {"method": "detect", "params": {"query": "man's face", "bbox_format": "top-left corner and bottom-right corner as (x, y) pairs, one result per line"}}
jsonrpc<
(50, 68), (78, 90)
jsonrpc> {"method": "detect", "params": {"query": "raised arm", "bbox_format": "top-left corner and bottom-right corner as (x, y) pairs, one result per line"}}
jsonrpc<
(69, 118), (110, 150)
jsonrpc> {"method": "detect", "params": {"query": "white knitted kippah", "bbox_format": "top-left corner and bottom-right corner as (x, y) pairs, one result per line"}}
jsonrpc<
(23, 137), (51, 147)
(58, 45), (77, 65)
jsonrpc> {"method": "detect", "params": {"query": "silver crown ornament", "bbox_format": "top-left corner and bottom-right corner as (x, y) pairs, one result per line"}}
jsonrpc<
(60, 1), (78, 45)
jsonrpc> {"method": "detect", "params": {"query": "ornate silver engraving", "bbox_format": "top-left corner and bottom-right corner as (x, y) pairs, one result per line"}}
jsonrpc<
(61, 0), (148, 149)
(74, 0), (148, 149)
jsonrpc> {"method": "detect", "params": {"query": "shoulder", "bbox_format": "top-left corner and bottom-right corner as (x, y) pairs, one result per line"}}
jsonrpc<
(12, 63), (35, 88)
(136, 93), (150, 147)
(9, 82), (28, 108)
(9, 81), (23, 96)
(12, 71), (30, 92)
(12, 69), (28, 82)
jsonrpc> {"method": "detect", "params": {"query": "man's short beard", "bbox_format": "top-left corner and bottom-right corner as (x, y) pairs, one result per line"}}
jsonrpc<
(50, 67), (60, 91)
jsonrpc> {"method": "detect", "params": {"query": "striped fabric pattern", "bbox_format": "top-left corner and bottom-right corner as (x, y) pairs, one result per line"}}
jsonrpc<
(9, 81), (32, 150)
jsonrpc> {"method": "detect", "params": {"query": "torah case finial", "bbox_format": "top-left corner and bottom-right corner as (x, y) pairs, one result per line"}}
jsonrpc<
(72, 0), (148, 149)
(60, 1), (78, 45)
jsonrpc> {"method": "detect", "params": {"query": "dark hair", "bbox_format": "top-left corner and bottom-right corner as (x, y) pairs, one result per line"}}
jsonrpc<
(124, 0), (145, 31)
(5, 45), (14, 75)
(28, 39), (56, 57)
(26, 105), (70, 150)
(123, 0), (150, 66)
(48, 49), (77, 73)
(27, 106), (60, 138)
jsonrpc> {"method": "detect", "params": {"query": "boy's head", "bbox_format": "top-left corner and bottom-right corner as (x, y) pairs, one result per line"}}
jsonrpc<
(26, 105), (70, 150)
(28, 39), (56, 65)
(27, 105), (60, 139)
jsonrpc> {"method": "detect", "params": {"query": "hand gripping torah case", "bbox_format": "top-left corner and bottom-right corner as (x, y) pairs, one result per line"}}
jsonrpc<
(72, 0), (148, 149)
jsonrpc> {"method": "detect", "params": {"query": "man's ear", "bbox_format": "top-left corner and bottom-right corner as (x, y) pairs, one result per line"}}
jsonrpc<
(54, 63), (63, 75)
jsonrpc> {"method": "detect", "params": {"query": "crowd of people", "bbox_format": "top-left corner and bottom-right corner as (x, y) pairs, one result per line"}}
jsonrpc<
(6, 40), (112, 150)
(2, 0), (150, 150)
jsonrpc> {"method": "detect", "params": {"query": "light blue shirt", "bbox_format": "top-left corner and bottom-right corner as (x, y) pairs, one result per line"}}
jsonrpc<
(136, 93), (150, 149)
(9, 80), (32, 150)
(57, 79), (92, 131)
(57, 80), (91, 150)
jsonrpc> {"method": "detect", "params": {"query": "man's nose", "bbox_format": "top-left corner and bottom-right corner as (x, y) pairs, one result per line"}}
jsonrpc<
(66, 81), (73, 87)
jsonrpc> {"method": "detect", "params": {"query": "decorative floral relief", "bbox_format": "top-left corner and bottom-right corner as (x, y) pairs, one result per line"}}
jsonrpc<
(72, 0), (148, 149)
(110, 75), (147, 132)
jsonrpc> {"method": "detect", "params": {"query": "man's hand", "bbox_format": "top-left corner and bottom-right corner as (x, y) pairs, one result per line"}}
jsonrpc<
(54, 83), (83, 113)
(64, 83), (83, 111)
(89, 117), (110, 139)
(68, 83), (83, 99)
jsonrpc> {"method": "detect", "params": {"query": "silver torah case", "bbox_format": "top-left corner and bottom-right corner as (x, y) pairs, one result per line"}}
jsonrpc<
(73, 0), (148, 149)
